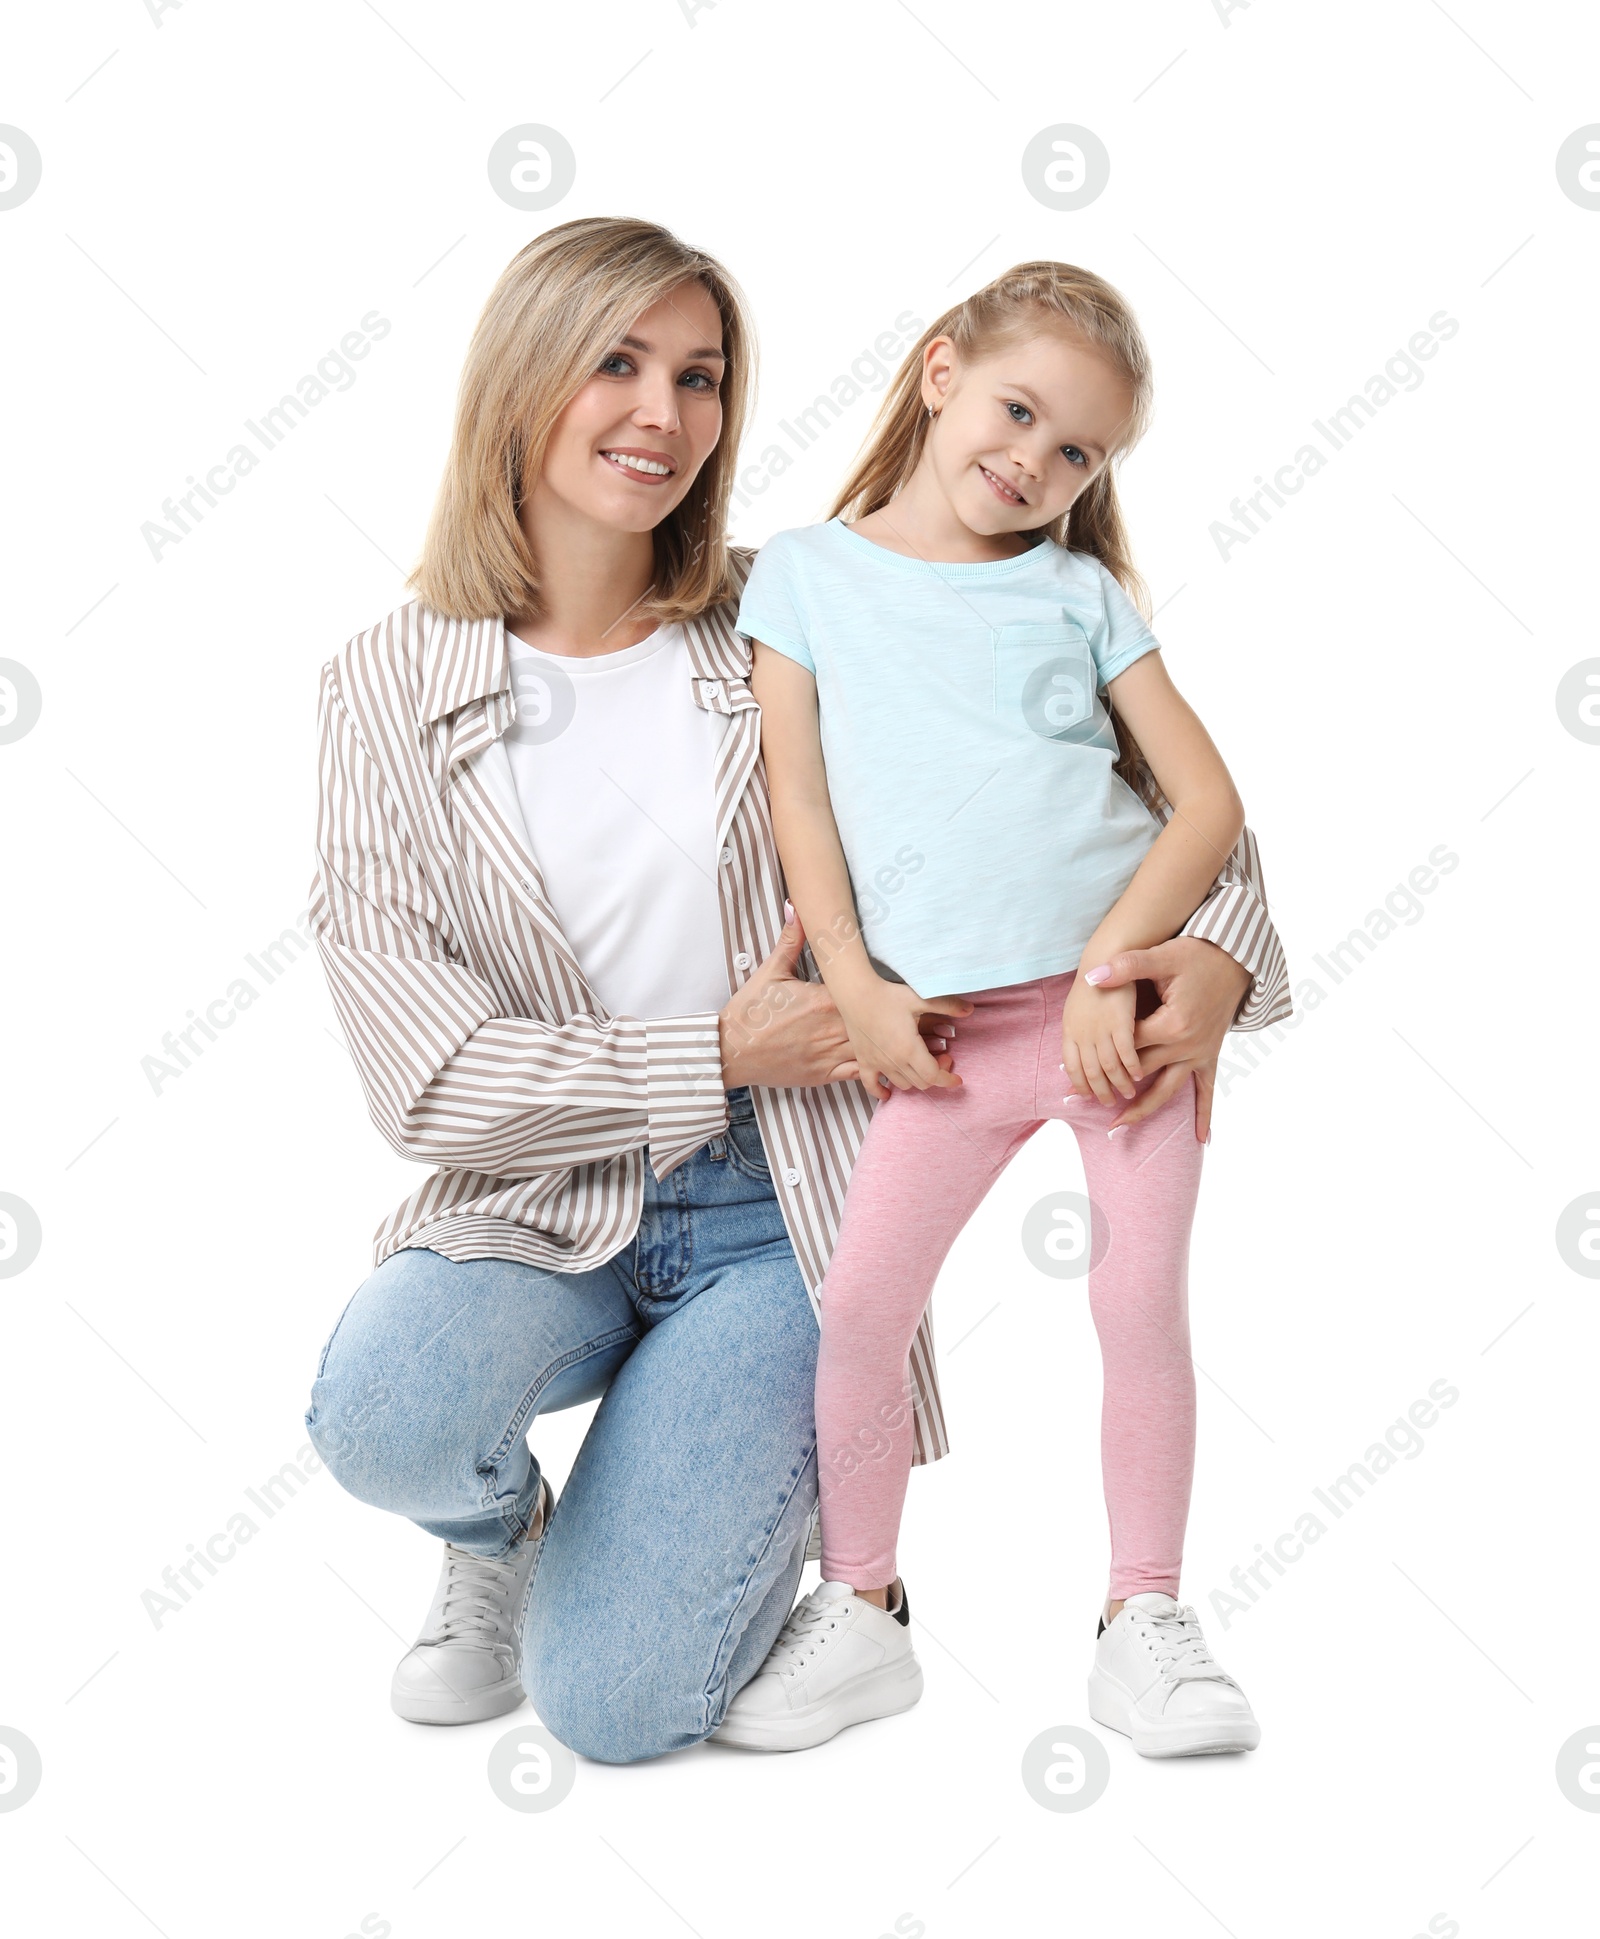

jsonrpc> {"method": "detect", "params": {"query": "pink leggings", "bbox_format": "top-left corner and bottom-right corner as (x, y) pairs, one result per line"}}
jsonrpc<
(814, 972), (1203, 1598)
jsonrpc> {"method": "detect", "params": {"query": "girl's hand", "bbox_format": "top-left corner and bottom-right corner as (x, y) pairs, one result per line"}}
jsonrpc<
(839, 977), (972, 1102)
(1081, 937), (1252, 1139)
(1060, 971), (1141, 1106)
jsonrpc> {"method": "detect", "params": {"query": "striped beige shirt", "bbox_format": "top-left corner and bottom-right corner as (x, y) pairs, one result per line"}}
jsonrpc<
(310, 552), (1290, 1468)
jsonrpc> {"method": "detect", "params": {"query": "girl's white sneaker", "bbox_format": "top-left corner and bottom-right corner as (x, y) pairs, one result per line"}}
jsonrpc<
(712, 1578), (923, 1751)
(1088, 1593), (1260, 1757)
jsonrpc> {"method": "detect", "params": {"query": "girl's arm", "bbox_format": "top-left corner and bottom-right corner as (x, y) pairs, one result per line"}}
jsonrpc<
(751, 643), (968, 1098)
(1063, 650), (1247, 1105)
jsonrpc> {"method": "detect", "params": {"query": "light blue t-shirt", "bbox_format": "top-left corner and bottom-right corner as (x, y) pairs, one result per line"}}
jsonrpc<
(737, 517), (1164, 995)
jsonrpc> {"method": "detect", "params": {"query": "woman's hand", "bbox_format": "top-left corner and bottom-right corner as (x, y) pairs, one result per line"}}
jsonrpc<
(837, 974), (971, 1103)
(1060, 972), (1142, 1106)
(719, 912), (963, 1091)
(1078, 936), (1253, 1140)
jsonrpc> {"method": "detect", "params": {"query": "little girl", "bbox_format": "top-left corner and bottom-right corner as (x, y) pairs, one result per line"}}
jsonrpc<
(714, 262), (1267, 1759)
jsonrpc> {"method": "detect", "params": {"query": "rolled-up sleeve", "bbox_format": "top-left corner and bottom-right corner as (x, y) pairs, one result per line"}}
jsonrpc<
(1178, 821), (1292, 1030)
(309, 663), (727, 1180)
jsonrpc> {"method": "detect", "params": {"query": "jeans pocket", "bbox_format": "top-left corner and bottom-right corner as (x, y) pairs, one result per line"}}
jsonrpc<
(725, 1110), (771, 1180)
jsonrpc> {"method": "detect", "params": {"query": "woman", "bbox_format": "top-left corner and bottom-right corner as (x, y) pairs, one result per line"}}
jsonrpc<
(303, 217), (1288, 1764)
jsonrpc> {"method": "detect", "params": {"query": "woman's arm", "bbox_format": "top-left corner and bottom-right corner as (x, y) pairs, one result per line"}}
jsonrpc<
(1170, 820), (1291, 1031)
(751, 643), (969, 1098)
(313, 662), (897, 1179)
(311, 664), (731, 1179)
(1061, 651), (1246, 1105)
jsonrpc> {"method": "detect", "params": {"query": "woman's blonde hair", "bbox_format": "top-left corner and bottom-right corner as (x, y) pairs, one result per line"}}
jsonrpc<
(830, 261), (1163, 803)
(409, 216), (755, 624)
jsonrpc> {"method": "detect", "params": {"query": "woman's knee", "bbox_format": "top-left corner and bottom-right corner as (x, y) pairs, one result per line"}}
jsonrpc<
(520, 1511), (812, 1765)
(304, 1362), (411, 1504)
(521, 1618), (710, 1765)
(304, 1260), (458, 1506)
(519, 1529), (753, 1765)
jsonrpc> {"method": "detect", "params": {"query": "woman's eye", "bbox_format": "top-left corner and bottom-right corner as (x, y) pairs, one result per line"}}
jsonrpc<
(1006, 400), (1032, 424)
(680, 369), (721, 392)
(598, 353), (634, 377)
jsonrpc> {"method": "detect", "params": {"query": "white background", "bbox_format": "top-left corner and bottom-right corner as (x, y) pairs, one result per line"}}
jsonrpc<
(3, 1), (1597, 1934)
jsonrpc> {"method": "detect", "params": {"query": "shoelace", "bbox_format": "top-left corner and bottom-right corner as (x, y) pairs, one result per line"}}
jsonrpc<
(770, 1591), (850, 1676)
(1138, 1604), (1233, 1685)
(426, 1546), (522, 1647)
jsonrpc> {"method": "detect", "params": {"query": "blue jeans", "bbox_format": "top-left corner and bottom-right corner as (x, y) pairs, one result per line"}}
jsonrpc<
(304, 1091), (819, 1763)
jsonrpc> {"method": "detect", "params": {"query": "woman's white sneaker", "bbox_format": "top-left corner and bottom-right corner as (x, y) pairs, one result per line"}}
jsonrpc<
(1088, 1593), (1260, 1757)
(389, 1477), (552, 1725)
(712, 1578), (923, 1751)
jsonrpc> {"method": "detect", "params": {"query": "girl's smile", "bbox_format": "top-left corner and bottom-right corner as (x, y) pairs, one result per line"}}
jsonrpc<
(977, 461), (1029, 506)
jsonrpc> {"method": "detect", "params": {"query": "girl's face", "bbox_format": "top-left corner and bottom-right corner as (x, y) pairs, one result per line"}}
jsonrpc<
(530, 280), (726, 536)
(920, 328), (1135, 537)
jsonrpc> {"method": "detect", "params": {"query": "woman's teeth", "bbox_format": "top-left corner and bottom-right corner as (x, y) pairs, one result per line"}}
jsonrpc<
(604, 452), (673, 476)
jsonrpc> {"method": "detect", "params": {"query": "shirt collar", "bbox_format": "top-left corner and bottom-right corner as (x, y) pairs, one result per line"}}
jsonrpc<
(416, 607), (512, 727)
(413, 577), (752, 728)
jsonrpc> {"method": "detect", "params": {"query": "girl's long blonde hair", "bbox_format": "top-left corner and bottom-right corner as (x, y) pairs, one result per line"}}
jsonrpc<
(410, 216), (756, 625)
(830, 262), (1163, 804)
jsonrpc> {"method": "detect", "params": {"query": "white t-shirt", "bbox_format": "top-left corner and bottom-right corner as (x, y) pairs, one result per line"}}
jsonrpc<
(502, 623), (732, 1022)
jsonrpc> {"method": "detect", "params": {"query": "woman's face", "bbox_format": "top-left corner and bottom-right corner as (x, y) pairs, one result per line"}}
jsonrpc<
(531, 280), (726, 536)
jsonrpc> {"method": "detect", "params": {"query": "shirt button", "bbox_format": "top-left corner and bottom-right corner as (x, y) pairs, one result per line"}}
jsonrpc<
(720, 847), (733, 865)
(783, 1167), (801, 1187)
(521, 879), (534, 892)
(734, 952), (752, 971)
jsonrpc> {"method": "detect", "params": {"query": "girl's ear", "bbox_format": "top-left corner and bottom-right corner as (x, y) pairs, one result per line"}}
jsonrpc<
(920, 335), (957, 411)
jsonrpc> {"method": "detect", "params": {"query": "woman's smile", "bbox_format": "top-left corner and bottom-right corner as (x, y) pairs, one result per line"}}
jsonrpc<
(599, 444), (679, 483)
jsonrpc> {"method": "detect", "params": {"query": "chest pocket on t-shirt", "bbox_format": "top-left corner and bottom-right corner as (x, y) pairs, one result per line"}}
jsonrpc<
(992, 619), (1099, 743)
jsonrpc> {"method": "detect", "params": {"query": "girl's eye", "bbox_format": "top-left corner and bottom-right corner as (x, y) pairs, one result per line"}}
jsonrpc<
(1062, 445), (1088, 468)
(680, 369), (722, 392)
(598, 352), (634, 377)
(1005, 400), (1033, 425)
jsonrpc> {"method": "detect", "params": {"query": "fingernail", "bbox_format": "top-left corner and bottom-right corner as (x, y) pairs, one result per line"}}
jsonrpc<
(1083, 965), (1110, 985)
(1107, 1125), (1129, 1139)
(783, 900), (795, 922)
